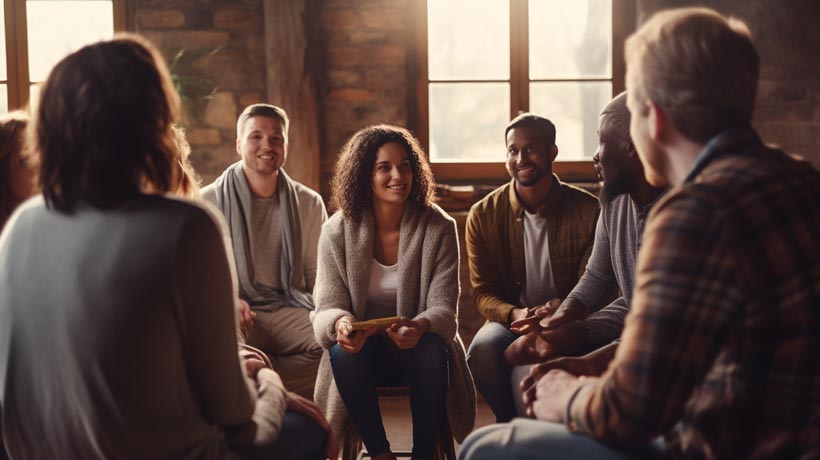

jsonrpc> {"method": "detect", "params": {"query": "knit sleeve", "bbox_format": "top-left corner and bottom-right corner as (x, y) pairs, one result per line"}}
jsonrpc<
(415, 215), (459, 340)
(312, 217), (354, 349)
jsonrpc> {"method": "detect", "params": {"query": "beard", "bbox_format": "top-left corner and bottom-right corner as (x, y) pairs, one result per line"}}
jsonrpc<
(512, 166), (547, 187)
(599, 175), (630, 204)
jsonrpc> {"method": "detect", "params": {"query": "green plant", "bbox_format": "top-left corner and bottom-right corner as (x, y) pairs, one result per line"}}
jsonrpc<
(169, 45), (222, 126)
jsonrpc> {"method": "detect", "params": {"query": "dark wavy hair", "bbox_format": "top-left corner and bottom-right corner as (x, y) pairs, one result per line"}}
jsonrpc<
(330, 124), (435, 221)
(0, 111), (31, 228)
(35, 34), (182, 212)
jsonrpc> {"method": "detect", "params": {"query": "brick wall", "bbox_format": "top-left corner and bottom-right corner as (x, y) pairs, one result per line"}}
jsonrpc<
(317, 0), (411, 197)
(133, 0), (267, 185)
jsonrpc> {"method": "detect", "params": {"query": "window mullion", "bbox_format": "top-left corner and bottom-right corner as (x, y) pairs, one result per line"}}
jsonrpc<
(9, 0), (29, 110)
(509, 0), (528, 118)
(4, 0), (19, 108)
(411, 0), (430, 155)
(113, 0), (127, 32)
(612, 0), (635, 94)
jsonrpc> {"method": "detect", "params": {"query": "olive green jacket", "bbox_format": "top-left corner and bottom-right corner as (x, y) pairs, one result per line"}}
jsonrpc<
(466, 175), (599, 323)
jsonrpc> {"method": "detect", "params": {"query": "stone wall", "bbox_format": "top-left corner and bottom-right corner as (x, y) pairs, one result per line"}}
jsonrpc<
(133, 0), (267, 185)
(637, 0), (820, 170)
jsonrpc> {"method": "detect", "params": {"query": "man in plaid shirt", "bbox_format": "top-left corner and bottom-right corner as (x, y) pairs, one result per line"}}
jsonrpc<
(459, 7), (820, 460)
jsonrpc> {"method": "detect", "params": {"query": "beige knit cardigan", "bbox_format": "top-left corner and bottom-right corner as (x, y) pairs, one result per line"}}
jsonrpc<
(311, 202), (476, 444)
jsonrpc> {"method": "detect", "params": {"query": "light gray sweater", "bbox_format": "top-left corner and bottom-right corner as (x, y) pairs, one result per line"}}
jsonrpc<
(311, 203), (476, 444)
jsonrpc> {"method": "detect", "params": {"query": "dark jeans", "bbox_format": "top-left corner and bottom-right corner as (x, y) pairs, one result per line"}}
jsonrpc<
(230, 411), (327, 460)
(330, 333), (448, 460)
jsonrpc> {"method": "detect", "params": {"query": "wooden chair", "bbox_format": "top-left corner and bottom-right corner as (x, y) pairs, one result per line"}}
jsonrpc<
(342, 386), (456, 460)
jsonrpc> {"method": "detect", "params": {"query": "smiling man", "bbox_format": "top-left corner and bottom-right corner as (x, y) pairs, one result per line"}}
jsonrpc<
(465, 113), (599, 422)
(203, 104), (326, 399)
(505, 93), (667, 378)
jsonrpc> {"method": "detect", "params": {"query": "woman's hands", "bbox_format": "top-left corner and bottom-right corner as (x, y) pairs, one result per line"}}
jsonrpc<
(335, 315), (377, 353)
(386, 317), (430, 350)
(335, 315), (432, 352)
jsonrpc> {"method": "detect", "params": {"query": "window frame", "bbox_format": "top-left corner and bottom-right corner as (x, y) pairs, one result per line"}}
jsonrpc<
(410, 0), (635, 183)
(2, 0), (126, 111)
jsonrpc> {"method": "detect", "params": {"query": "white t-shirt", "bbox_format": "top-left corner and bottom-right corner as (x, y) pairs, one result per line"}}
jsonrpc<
(365, 258), (398, 320)
(519, 209), (556, 308)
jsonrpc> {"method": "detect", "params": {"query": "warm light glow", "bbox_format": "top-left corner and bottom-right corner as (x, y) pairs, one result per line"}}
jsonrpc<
(426, 0), (613, 162)
(27, 1), (115, 82)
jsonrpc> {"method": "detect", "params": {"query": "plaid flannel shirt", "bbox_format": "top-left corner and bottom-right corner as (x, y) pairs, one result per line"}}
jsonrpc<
(569, 125), (820, 459)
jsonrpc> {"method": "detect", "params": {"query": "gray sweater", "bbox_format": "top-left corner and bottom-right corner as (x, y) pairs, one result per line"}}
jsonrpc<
(0, 195), (287, 459)
(566, 192), (664, 345)
(311, 203), (476, 444)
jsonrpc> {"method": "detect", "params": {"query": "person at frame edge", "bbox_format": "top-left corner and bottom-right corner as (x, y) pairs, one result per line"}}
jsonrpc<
(311, 124), (476, 460)
(0, 34), (333, 460)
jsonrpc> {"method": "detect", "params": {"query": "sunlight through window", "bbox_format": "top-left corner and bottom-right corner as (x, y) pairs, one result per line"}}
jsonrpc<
(1, 0), (117, 113)
(426, 0), (613, 162)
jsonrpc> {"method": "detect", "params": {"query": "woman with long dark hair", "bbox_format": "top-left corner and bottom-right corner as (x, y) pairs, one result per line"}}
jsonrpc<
(0, 35), (328, 460)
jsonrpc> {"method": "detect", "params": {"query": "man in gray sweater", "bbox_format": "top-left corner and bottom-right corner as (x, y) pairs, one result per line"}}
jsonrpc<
(202, 104), (326, 399)
(506, 92), (667, 382)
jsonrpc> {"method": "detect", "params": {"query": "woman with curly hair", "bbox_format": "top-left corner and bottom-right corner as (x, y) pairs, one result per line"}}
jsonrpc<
(0, 111), (36, 231)
(312, 125), (475, 460)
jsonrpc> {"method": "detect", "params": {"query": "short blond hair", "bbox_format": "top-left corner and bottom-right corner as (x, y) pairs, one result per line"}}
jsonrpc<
(625, 7), (759, 143)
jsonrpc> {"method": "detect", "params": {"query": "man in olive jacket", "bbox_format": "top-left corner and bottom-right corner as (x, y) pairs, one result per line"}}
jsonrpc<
(466, 113), (598, 422)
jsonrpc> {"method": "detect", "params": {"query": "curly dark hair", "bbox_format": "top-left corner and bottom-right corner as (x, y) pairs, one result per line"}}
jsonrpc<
(330, 124), (435, 221)
(36, 34), (181, 212)
(0, 111), (31, 229)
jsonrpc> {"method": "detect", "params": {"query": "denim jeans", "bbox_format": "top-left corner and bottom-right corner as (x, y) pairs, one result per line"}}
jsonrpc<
(330, 333), (448, 460)
(466, 321), (518, 422)
(458, 419), (669, 460)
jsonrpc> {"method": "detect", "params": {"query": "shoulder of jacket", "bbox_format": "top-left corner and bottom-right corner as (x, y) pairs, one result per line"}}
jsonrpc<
(322, 210), (346, 233)
(469, 182), (511, 215)
(200, 183), (217, 203)
(426, 202), (456, 225)
(291, 181), (326, 209)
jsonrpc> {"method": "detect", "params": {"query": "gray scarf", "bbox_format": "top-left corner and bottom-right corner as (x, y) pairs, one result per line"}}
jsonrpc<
(210, 162), (314, 310)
